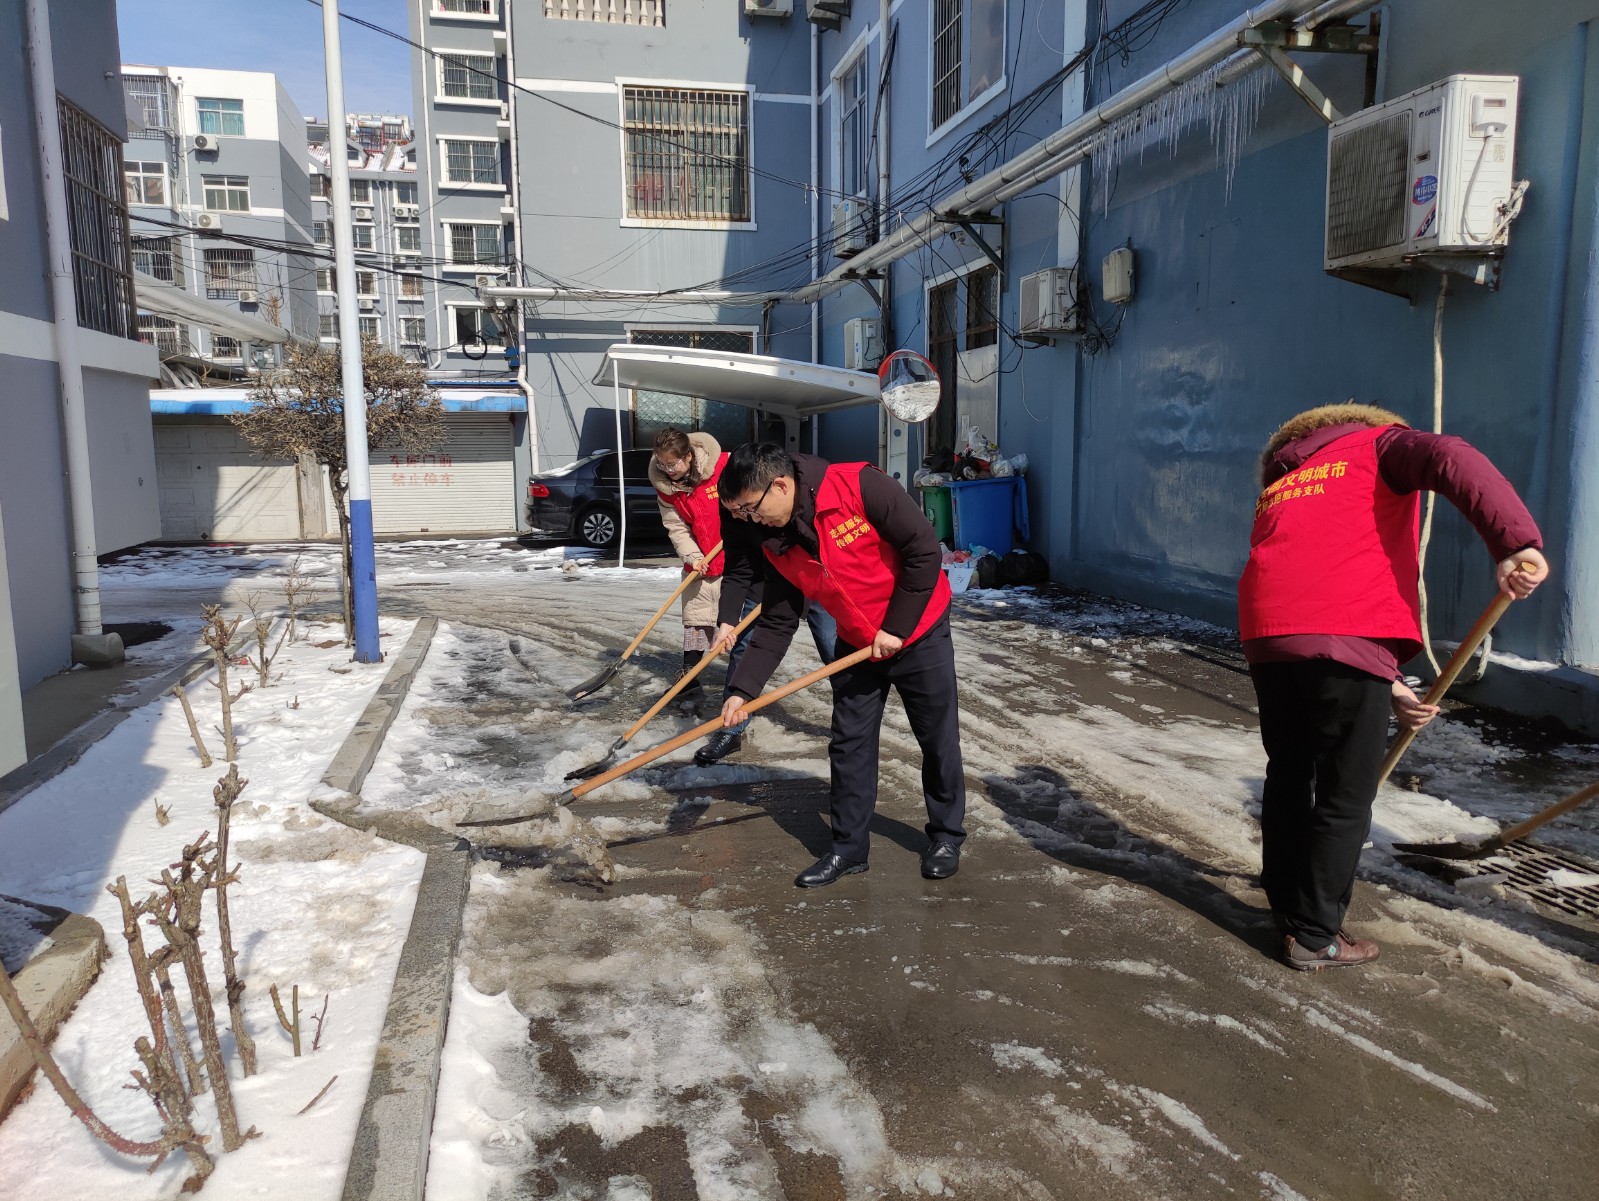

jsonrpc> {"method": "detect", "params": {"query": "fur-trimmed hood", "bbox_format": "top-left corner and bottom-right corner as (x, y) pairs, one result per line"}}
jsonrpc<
(1258, 403), (1408, 486)
(648, 431), (723, 496)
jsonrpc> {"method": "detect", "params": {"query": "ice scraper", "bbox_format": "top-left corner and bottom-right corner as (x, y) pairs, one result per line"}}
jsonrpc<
(565, 540), (723, 701)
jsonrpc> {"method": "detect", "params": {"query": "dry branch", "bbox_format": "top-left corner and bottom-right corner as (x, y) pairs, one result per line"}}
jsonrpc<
(172, 684), (213, 768)
(211, 765), (256, 1077)
(270, 983), (301, 1057)
(311, 993), (329, 1052)
(109, 877), (189, 1115)
(296, 1075), (337, 1116)
(200, 606), (245, 762)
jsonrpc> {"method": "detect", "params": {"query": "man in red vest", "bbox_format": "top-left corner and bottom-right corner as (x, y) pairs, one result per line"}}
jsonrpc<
(717, 443), (966, 888)
(648, 428), (727, 698)
(1238, 403), (1548, 971)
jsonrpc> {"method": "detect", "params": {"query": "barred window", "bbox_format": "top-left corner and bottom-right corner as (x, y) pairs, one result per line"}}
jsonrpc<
(436, 0), (495, 13)
(137, 313), (189, 356)
(317, 268), (334, 292)
(629, 328), (756, 447)
(932, 0), (962, 128)
(124, 160), (169, 207)
(357, 271), (377, 296)
(350, 179), (372, 204)
(123, 75), (174, 133)
(359, 316), (380, 340)
(400, 273), (424, 298)
(447, 222), (501, 264)
(203, 247), (256, 298)
(965, 265), (998, 350)
(353, 225), (374, 250)
(931, 0), (1005, 132)
(196, 97), (245, 137)
(311, 174), (330, 199)
(622, 86), (749, 223)
(441, 53), (497, 101)
(544, 0), (661, 24)
(320, 313), (339, 339)
(202, 175), (250, 212)
(59, 99), (136, 338)
(397, 226), (421, 252)
(212, 335), (241, 359)
(132, 236), (184, 286)
(314, 220), (332, 245)
(442, 139), (500, 185)
(401, 316), (426, 343)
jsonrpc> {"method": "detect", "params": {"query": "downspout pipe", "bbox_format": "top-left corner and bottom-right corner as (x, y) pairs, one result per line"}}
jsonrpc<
(502, 0), (538, 481)
(876, 3), (894, 473)
(790, 0), (1379, 303)
(25, 0), (122, 667)
(810, 18), (822, 454)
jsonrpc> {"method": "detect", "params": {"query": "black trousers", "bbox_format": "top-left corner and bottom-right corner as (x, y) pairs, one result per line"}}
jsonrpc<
(1250, 660), (1391, 950)
(827, 617), (967, 861)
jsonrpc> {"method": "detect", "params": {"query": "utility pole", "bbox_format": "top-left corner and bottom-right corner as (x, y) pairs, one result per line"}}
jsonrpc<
(321, 0), (381, 662)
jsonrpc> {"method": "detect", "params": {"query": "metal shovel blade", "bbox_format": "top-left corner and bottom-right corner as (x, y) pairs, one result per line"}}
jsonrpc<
(460, 788), (577, 828)
(1391, 836), (1504, 861)
(565, 738), (627, 782)
(565, 660), (620, 701)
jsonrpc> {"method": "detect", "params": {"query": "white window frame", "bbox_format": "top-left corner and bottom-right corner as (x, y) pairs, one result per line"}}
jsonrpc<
(399, 272), (425, 300)
(437, 136), (504, 190)
(319, 313), (340, 341)
(356, 270), (379, 297)
(124, 159), (169, 207)
(352, 224), (375, 251)
(202, 174), (251, 213)
(396, 225), (422, 252)
(430, 0), (499, 20)
(195, 96), (245, 137)
(927, 0), (1007, 148)
(313, 220), (332, 246)
(436, 48), (501, 106)
(617, 77), (756, 231)
(358, 315), (381, 340)
(446, 303), (499, 348)
(316, 268), (335, 293)
(400, 316), (427, 344)
(833, 37), (872, 201)
(396, 181), (419, 205)
(441, 219), (503, 269)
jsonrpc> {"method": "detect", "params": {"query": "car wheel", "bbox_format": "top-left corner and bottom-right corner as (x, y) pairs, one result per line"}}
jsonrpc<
(577, 505), (618, 549)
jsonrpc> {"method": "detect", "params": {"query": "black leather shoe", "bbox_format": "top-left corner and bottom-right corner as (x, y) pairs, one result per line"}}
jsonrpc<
(794, 853), (868, 888)
(920, 841), (961, 880)
(693, 730), (743, 765)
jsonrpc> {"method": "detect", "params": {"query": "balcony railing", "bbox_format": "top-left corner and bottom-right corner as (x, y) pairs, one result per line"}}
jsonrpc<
(545, 0), (663, 25)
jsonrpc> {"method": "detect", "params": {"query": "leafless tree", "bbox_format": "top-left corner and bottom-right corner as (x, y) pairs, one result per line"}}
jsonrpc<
(199, 606), (248, 762)
(234, 339), (445, 643)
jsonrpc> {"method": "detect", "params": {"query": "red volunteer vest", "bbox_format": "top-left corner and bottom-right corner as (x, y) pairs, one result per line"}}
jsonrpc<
(764, 462), (951, 650)
(665, 452), (727, 578)
(1238, 426), (1421, 651)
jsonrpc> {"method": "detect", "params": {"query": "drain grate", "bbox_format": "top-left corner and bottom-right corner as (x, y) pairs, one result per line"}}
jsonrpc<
(1485, 842), (1599, 921)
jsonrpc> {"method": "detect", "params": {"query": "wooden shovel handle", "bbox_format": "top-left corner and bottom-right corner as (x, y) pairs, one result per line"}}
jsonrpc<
(617, 539), (724, 662)
(620, 603), (763, 742)
(572, 645), (873, 801)
(1494, 779), (1599, 847)
(1377, 564), (1530, 788)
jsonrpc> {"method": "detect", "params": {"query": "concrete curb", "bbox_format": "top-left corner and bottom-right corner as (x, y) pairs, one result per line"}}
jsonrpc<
(0, 900), (108, 1121)
(308, 617), (472, 1201)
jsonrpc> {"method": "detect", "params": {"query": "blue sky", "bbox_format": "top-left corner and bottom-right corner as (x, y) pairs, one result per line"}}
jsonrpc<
(117, 0), (415, 122)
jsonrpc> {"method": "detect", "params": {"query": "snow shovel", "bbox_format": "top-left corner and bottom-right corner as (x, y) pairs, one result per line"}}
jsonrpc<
(1375, 565), (1533, 790)
(565, 602), (765, 781)
(463, 644), (874, 828)
(1392, 779), (1599, 860)
(565, 540), (723, 701)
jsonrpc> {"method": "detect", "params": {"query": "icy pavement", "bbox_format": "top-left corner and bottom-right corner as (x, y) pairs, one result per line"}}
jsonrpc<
(86, 539), (1599, 1198)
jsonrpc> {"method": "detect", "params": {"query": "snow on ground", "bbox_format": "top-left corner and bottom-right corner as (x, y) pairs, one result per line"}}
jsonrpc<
(0, 613), (424, 1201)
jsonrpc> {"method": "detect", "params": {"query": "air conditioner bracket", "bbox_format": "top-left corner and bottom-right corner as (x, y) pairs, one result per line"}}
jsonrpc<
(1252, 46), (1343, 124)
(954, 220), (1003, 272)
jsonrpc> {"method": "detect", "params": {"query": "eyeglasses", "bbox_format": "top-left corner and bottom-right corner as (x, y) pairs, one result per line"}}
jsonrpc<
(654, 456), (690, 477)
(726, 478), (774, 519)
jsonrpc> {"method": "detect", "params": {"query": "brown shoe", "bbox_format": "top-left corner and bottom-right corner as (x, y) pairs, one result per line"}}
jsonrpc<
(1284, 930), (1380, 971)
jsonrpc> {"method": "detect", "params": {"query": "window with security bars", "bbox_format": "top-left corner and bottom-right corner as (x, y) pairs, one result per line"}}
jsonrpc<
(353, 225), (374, 250)
(58, 99), (136, 338)
(442, 139), (501, 185)
(932, 0), (962, 128)
(202, 175), (250, 211)
(629, 329), (756, 446)
(447, 222), (501, 264)
(839, 57), (870, 198)
(314, 220), (332, 245)
(196, 97), (245, 137)
(622, 87), (750, 223)
(400, 273), (424, 298)
(212, 335), (241, 359)
(138, 314), (189, 357)
(928, 279), (959, 454)
(357, 271), (378, 296)
(132, 236), (184, 286)
(931, 0), (1005, 132)
(350, 179), (372, 204)
(317, 269), (334, 292)
(123, 75), (174, 133)
(436, 0), (495, 13)
(320, 314), (339, 339)
(545, 0), (662, 23)
(965, 265), (998, 349)
(203, 248), (256, 298)
(311, 174), (330, 199)
(359, 316), (380, 340)
(124, 160), (168, 207)
(400, 317), (426, 344)
(442, 53), (498, 100)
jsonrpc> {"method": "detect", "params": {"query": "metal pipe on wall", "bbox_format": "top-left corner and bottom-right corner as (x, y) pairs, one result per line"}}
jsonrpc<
(503, 0), (539, 477)
(24, 0), (120, 666)
(811, 18), (822, 454)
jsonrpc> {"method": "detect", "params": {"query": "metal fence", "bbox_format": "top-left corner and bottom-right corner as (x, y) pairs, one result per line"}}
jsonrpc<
(59, 97), (137, 339)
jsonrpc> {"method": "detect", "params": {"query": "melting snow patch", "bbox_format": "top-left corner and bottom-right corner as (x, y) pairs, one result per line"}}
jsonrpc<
(1303, 1008), (1495, 1111)
(989, 1041), (1068, 1078)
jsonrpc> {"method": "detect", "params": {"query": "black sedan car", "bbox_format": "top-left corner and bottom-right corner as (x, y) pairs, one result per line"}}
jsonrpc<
(525, 449), (667, 549)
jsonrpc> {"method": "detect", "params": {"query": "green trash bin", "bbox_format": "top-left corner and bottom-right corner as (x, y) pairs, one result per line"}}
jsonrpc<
(919, 485), (953, 543)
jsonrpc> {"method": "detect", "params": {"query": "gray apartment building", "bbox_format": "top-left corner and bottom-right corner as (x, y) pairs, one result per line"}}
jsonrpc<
(0, 0), (162, 774)
(121, 63), (318, 381)
(307, 114), (427, 360)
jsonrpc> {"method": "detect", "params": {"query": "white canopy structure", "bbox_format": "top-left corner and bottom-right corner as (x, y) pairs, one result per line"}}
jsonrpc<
(591, 343), (879, 418)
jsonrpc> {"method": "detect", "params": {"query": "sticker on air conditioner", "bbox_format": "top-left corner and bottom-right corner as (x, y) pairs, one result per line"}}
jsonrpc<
(1412, 175), (1438, 205)
(1415, 206), (1436, 238)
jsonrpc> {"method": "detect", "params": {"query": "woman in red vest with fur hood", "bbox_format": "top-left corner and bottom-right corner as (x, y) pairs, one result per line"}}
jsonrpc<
(1238, 402), (1548, 971)
(648, 428), (728, 694)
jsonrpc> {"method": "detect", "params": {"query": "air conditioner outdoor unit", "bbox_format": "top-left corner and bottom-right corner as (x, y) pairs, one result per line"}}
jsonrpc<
(190, 133), (216, 153)
(359, 298), (376, 311)
(832, 199), (872, 258)
(352, 205), (374, 222)
(842, 316), (883, 371)
(498, 101), (511, 121)
(474, 273), (499, 289)
(236, 289), (260, 304)
(393, 203), (418, 218)
(194, 211), (221, 229)
(1018, 266), (1080, 340)
(1325, 74), (1520, 273)
(745, 0), (793, 16)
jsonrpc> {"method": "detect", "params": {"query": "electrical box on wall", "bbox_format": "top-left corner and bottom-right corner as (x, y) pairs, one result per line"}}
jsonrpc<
(1102, 246), (1135, 304)
(1325, 74), (1521, 273)
(832, 199), (873, 258)
(1018, 267), (1080, 340)
(843, 316), (883, 370)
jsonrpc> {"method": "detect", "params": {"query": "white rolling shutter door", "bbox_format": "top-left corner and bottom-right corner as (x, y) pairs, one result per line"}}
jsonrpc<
(155, 423), (301, 542)
(368, 413), (515, 534)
